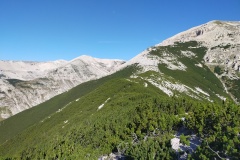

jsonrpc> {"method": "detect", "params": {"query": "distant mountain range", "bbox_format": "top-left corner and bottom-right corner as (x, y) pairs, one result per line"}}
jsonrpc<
(0, 56), (124, 119)
(0, 20), (240, 159)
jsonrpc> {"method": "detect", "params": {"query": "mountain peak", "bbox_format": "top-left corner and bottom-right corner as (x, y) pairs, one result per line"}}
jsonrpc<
(158, 20), (240, 47)
(71, 55), (95, 61)
(71, 55), (125, 64)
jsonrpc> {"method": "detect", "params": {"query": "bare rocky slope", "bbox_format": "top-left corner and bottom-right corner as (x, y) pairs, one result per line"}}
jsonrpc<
(120, 20), (240, 103)
(159, 20), (240, 76)
(0, 55), (125, 119)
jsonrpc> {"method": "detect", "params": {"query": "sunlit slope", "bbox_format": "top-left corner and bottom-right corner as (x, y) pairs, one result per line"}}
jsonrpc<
(148, 41), (230, 101)
(0, 76), (239, 159)
(0, 65), (137, 144)
(0, 41), (232, 149)
(0, 71), (167, 159)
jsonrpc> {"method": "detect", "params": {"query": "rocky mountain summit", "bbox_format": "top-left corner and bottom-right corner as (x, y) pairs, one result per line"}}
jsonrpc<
(0, 56), (124, 119)
(160, 20), (240, 74)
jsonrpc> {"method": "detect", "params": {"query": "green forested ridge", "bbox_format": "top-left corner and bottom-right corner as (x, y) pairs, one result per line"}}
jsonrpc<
(0, 75), (239, 159)
(0, 65), (137, 145)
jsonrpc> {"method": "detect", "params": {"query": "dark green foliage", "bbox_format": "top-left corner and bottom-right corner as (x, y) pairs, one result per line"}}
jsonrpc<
(214, 66), (223, 75)
(180, 134), (190, 146)
(1, 76), (239, 159)
(126, 138), (176, 160)
(185, 100), (240, 159)
(0, 77), (170, 159)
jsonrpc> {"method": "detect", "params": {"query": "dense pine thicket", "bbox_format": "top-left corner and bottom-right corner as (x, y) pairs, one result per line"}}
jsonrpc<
(0, 76), (239, 159)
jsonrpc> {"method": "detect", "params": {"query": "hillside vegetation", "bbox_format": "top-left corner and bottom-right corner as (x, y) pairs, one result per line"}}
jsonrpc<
(0, 65), (137, 145)
(0, 72), (239, 159)
(148, 41), (230, 102)
(1, 41), (239, 159)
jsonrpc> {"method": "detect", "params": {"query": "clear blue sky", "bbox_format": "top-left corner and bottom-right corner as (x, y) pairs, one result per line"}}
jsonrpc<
(0, 0), (239, 61)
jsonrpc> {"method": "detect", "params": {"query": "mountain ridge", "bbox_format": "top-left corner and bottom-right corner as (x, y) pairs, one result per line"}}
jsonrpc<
(125, 20), (240, 103)
(1, 20), (240, 120)
(0, 56), (125, 119)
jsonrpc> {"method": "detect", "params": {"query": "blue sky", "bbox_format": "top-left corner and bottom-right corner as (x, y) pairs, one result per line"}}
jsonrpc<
(0, 0), (239, 61)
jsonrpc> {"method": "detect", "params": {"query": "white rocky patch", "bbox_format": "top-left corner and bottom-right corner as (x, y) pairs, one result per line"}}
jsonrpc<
(158, 20), (240, 48)
(195, 63), (203, 67)
(56, 109), (62, 113)
(143, 76), (214, 102)
(171, 127), (202, 160)
(146, 78), (188, 97)
(157, 51), (187, 71)
(118, 50), (160, 73)
(171, 135), (202, 160)
(130, 75), (138, 79)
(161, 58), (187, 71)
(205, 46), (240, 81)
(1, 113), (11, 119)
(216, 94), (226, 101)
(98, 153), (125, 160)
(171, 138), (180, 151)
(195, 87), (210, 96)
(98, 98), (110, 110)
(98, 104), (105, 110)
(125, 78), (132, 82)
(181, 117), (186, 121)
(147, 79), (173, 96)
(144, 82), (148, 87)
(56, 102), (71, 113)
(181, 50), (196, 58)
